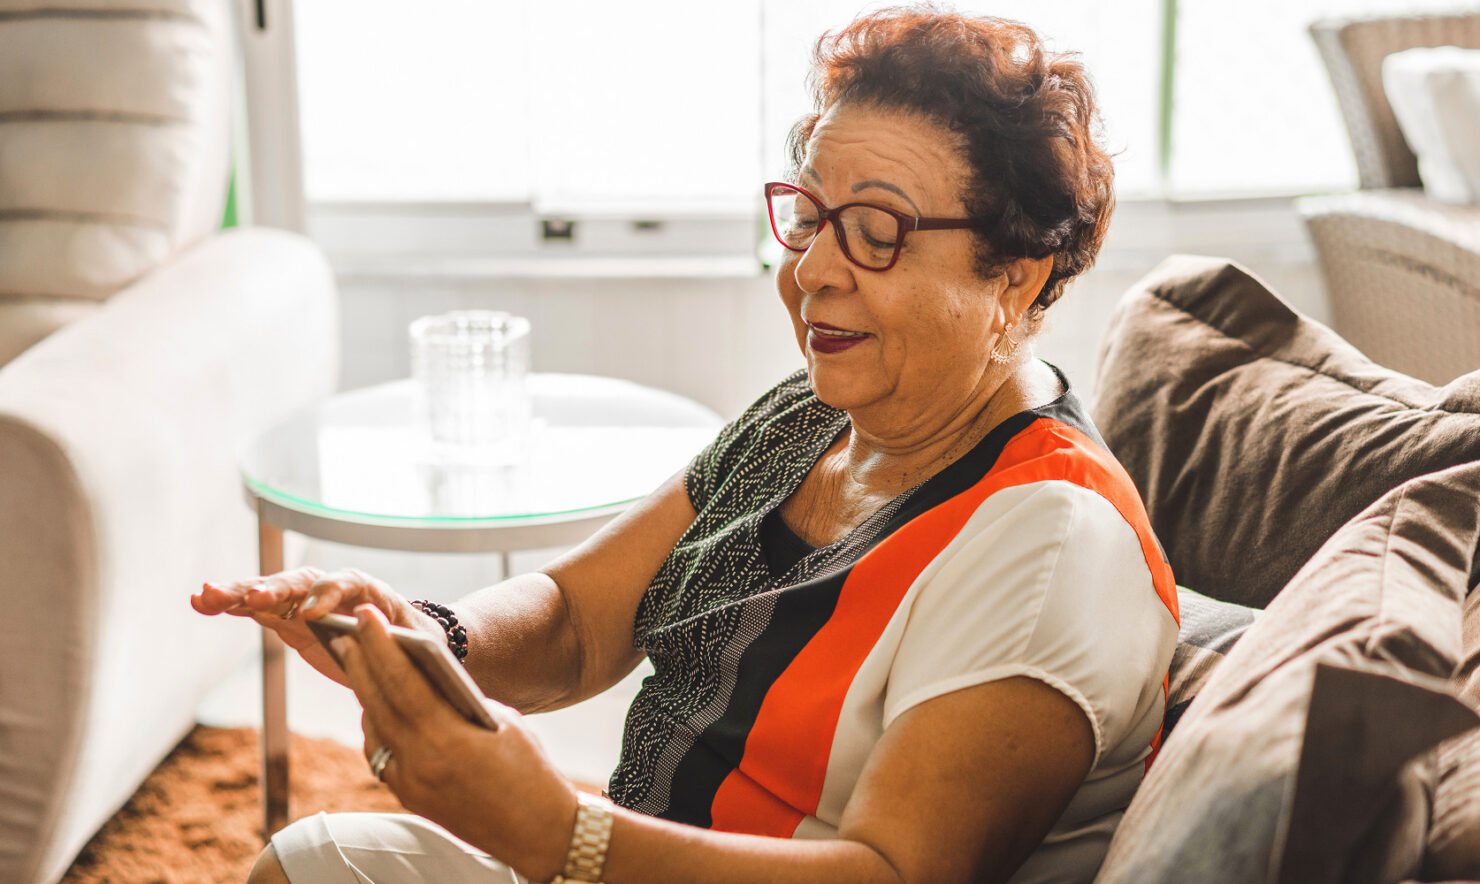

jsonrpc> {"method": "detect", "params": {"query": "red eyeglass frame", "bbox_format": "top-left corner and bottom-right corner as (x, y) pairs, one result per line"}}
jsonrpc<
(763, 181), (977, 271)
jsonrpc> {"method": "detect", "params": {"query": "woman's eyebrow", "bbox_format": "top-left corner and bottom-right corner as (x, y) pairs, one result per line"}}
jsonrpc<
(798, 168), (923, 215)
(853, 179), (921, 214)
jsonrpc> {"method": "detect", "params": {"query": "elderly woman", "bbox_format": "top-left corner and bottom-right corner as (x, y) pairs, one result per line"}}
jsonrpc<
(194, 7), (1177, 883)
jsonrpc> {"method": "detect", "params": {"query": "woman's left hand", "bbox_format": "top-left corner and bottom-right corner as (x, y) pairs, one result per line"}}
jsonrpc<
(334, 604), (578, 882)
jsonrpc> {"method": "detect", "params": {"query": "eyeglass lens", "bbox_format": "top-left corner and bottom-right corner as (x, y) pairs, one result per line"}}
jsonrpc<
(769, 186), (900, 270)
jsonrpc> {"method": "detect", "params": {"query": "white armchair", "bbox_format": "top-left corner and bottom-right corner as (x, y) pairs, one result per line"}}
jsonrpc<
(0, 2), (337, 882)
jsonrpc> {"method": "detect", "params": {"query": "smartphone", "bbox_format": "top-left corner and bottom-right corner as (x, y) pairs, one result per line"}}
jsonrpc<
(307, 612), (500, 731)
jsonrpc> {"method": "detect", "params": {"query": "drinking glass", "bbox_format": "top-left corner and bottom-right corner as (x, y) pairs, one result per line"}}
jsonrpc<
(409, 311), (532, 463)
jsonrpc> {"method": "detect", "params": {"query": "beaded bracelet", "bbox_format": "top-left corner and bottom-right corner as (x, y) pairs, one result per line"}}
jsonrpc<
(410, 599), (470, 664)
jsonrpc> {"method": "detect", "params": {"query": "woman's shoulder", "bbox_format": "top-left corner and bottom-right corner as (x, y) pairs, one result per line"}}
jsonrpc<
(886, 478), (1179, 765)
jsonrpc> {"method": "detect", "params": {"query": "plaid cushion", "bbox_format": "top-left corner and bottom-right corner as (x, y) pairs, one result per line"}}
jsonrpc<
(1164, 588), (1259, 739)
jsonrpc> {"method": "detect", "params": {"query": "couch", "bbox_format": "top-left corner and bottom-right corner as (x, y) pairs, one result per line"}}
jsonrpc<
(0, 2), (338, 882)
(1087, 255), (1480, 882)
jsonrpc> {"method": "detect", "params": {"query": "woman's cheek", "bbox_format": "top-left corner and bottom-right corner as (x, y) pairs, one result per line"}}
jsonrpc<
(775, 253), (801, 302)
(775, 256), (809, 347)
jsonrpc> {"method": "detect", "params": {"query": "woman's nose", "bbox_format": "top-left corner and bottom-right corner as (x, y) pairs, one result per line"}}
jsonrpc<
(793, 224), (856, 294)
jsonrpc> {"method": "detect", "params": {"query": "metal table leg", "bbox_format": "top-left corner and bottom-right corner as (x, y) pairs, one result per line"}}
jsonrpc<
(257, 512), (289, 839)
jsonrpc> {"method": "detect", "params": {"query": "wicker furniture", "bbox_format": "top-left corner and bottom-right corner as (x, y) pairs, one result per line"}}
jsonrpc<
(1297, 13), (1480, 385)
(1298, 190), (1480, 386)
(1308, 12), (1480, 190)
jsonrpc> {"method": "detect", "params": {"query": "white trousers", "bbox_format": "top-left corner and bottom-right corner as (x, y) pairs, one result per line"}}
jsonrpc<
(271, 811), (530, 884)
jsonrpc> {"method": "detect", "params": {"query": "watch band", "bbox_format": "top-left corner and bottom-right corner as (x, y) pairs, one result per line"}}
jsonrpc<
(549, 791), (613, 883)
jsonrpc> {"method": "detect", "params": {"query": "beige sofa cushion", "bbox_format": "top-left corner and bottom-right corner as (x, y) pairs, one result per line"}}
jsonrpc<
(0, 0), (231, 300)
(0, 298), (98, 367)
(0, 228), (340, 884)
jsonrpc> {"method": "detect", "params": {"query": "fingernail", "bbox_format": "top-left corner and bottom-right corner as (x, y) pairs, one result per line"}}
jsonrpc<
(355, 604), (373, 625)
(302, 594), (322, 614)
(330, 636), (352, 656)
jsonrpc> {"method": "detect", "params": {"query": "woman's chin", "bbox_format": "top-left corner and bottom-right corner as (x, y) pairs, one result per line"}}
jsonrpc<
(805, 367), (882, 413)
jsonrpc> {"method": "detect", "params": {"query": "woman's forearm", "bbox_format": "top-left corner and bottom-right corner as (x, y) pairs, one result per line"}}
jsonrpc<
(493, 800), (907, 884)
(449, 474), (694, 714)
(593, 812), (905, 884)
(452, 572), (590, 714)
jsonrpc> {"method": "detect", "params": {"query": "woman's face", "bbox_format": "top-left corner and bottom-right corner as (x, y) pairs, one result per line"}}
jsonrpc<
(777, 102), (1011, 431)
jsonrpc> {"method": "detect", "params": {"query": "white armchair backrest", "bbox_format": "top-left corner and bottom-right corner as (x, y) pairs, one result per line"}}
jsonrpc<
(0, 0), (232, 304)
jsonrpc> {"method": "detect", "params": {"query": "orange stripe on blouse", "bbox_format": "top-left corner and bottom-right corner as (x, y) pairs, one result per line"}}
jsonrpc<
(707, 418), (1178, 836)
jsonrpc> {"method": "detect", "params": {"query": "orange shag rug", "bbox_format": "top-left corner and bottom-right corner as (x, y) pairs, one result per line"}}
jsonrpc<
(62, 726), (404, 884)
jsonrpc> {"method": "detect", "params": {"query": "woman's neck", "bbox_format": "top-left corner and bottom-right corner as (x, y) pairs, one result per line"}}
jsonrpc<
(839, 355), (1054, 494)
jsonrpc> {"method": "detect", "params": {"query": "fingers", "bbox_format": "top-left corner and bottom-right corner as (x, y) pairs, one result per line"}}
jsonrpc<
(194, 567), (325, 617)
(301, 568), (395, 620)
(195, 565), (397, 623)
(361, 709), (381, 765)
(334, 616), (409, 735)
(246, 568), (323, 617)
(335, 618), (415, 791)
(194, 567), (406, 628)
(191, 580), (256, 615)
(345, 606), (455, 727)
(358, 709), (402, 786)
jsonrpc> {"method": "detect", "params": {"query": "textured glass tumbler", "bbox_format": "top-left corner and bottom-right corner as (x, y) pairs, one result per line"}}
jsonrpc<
(410, 311), (532, 463)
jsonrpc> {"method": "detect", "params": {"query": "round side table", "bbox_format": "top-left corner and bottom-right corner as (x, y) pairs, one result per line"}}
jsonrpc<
(239, 373), (721, 836)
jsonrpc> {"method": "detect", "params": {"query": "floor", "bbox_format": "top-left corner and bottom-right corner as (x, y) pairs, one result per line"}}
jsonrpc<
(194, 537), (646, 790)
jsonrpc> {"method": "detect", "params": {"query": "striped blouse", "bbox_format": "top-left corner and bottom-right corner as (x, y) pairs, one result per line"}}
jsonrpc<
(608, 367), (1179, 883)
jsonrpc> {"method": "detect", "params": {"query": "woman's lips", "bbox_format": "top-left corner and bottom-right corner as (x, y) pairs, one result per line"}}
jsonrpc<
(806, 322), (871, 354)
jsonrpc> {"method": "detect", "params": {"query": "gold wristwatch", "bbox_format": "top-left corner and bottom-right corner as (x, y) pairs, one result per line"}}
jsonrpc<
(549, 791), (614, 883)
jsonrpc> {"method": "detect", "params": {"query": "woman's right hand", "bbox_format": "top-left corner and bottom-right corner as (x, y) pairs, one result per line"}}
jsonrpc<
(191, 566), (441, 686)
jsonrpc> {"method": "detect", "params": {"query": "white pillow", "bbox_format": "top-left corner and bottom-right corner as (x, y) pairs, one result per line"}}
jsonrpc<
(1383, 46), (1480, 205)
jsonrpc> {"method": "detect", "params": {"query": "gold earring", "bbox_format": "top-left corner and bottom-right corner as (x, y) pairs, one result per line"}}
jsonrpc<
(990, 322), (1019, 364)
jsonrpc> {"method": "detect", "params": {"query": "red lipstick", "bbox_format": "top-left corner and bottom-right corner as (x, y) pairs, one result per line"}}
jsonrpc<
(806, 321), (871, 354)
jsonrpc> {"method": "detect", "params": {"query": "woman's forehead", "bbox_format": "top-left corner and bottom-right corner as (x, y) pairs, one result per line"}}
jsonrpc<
(801, 104), (968, 210)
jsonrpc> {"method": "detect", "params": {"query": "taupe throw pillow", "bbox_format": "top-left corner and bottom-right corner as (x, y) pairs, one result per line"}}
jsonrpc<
(1095, 462), (1480, 884)
(1278, 665), (1477, 884)
(1422, 593), (1480, 882)
(1423, 727), (1480, 880)
(1092, 254), (1480, 608)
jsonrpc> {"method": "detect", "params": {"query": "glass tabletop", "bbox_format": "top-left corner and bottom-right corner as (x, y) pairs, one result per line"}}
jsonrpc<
(240, 374), (722, 527)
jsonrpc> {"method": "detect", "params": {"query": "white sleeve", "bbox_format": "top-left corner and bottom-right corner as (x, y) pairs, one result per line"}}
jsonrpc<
(882, 481), (1178, 768)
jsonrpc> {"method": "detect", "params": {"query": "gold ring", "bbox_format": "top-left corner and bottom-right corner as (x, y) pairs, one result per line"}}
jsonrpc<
(368, 745), (393, 782)
(280, 599), (300, 621)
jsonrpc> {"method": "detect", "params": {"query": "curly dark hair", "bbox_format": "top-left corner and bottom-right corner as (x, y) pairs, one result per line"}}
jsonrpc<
(787, 5), (1115, 311)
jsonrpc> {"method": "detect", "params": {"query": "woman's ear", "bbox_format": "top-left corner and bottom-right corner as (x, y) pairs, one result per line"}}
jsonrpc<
(999, 255), (1054, 326)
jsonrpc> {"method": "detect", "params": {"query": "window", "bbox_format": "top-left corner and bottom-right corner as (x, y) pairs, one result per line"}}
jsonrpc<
(296, 0), (763, 212)
(291, 0), (1471, 251)
(1168, 0), (1475, 197)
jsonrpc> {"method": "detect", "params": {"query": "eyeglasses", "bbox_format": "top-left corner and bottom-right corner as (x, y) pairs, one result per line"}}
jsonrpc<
(763, 182), (977, 272)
